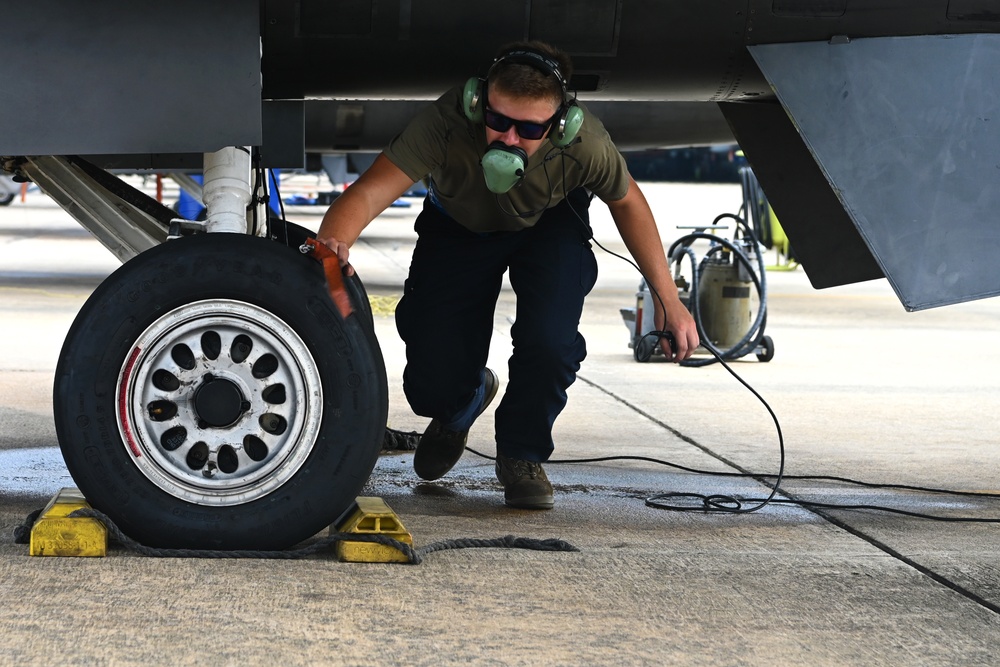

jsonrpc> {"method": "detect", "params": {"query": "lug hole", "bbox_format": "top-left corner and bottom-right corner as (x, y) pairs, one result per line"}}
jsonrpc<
(186, 442), (209, 470)
(152, 369), (180, 392)
(243, 434), (268, 461)
(259, 413), (287, 435)
(231, 334), (253, 364)
(147, 400), (178, 421)
(160, 426), (187, 451)
(218, 445), (239, 474)
(171, 343), (196, 370)
(252, 353), (279, 379)
(201, 330), (222, 360)
(262, 384), (286, 405)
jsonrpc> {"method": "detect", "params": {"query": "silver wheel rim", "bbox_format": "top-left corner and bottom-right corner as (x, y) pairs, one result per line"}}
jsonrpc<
(116, 299), (322, 506)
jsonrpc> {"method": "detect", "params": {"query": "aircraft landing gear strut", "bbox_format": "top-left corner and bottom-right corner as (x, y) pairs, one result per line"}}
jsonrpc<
(11, 148), (389, 550)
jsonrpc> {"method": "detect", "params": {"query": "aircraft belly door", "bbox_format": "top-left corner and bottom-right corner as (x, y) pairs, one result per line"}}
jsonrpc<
(719, 99), (885, 291)
(0, 1), (261, 155)
(749, 34), (1000, 311)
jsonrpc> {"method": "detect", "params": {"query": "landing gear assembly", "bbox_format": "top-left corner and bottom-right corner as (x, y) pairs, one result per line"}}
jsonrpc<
(5, 149), (388, 550)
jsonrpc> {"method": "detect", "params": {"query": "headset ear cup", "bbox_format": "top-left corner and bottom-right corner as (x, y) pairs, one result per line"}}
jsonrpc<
(550, 103), (584, 147)
(463, 77), (484, 122)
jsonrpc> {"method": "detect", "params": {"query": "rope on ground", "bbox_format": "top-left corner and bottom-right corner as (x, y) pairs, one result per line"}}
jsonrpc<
(382, 427), (421, 452)
(12, 508), (42, 545)
(13, 507), (579, 564)
(417, 535), (580, 559)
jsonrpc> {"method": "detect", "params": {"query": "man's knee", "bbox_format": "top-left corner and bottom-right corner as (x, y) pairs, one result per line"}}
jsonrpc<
(512, 335), (587, 377)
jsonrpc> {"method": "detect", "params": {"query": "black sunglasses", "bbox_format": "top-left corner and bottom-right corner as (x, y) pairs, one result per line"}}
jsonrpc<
(484, 106), (555, 141)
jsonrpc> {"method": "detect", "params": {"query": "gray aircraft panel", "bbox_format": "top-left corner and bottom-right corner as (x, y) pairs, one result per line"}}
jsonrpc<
(0, 1), (260, 155)
(751, 34), (1000, 311)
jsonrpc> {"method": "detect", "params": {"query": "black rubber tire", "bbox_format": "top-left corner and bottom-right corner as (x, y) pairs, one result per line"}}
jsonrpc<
(268, 218), (375, 330)
(634, 334), (657, 363)
(755, 335), (775, 363)
(53, 233), (388, 550)
(0, 192), (14, 206)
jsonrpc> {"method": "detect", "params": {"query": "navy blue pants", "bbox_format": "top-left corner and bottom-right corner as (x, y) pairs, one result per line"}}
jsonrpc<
(394, 190), (598, 462)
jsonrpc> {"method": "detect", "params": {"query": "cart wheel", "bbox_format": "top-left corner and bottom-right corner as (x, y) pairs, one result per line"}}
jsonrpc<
(756, 335), (775, 362)
(634, 334), (657, 363)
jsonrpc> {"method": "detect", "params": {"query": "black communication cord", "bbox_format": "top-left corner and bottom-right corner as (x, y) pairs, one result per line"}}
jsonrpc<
(248, 147), (263, 237)
(465, 175), (1000, 523)
(465, 443), (1000, 522)
(494, 141), (582, 220)
(266, 167), (296, 248)
(269, 168), (287, 224)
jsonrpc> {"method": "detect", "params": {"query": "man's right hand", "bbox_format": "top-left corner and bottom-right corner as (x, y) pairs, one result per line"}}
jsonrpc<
(316, 236), (354, 276)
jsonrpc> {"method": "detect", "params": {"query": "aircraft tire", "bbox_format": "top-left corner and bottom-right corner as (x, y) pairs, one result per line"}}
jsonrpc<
(269, 218), (375, 331)
(53, 232), (388, 550)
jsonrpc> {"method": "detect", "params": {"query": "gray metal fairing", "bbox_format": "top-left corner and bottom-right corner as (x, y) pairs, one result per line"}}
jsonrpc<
(749, 34), (1000, 310)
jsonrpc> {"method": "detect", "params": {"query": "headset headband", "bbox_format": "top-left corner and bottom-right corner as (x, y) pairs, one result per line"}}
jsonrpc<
(487, 49), (569, 98)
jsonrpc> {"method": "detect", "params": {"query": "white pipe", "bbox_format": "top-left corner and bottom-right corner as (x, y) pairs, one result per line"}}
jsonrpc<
(202, 147), (251, 233)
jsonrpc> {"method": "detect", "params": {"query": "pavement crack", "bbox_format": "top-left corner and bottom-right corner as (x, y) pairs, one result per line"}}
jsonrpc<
(808, 509), (1000, 616)
(576, 374), (1000, 618)
(575, 374), (771, 479)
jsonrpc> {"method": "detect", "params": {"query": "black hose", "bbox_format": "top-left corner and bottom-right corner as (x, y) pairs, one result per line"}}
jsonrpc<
(665, 218), (768, 367)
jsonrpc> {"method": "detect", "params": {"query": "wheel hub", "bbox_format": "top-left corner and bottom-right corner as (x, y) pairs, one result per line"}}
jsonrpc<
(194, 376), (246, 427)
(119, 299), (322, 506)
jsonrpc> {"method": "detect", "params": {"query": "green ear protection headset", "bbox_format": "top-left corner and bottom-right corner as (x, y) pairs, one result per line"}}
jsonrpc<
(462, 48), (584, 148)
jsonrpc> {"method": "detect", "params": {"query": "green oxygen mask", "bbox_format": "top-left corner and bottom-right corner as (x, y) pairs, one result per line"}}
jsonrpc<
(480, 141), (528, 194)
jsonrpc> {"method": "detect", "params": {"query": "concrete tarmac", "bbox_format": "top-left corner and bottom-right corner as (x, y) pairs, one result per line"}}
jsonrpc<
(1, 181), (999, 665)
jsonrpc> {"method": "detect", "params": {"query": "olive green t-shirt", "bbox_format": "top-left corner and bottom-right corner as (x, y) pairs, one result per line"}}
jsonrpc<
(384, 87), (630, 233)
